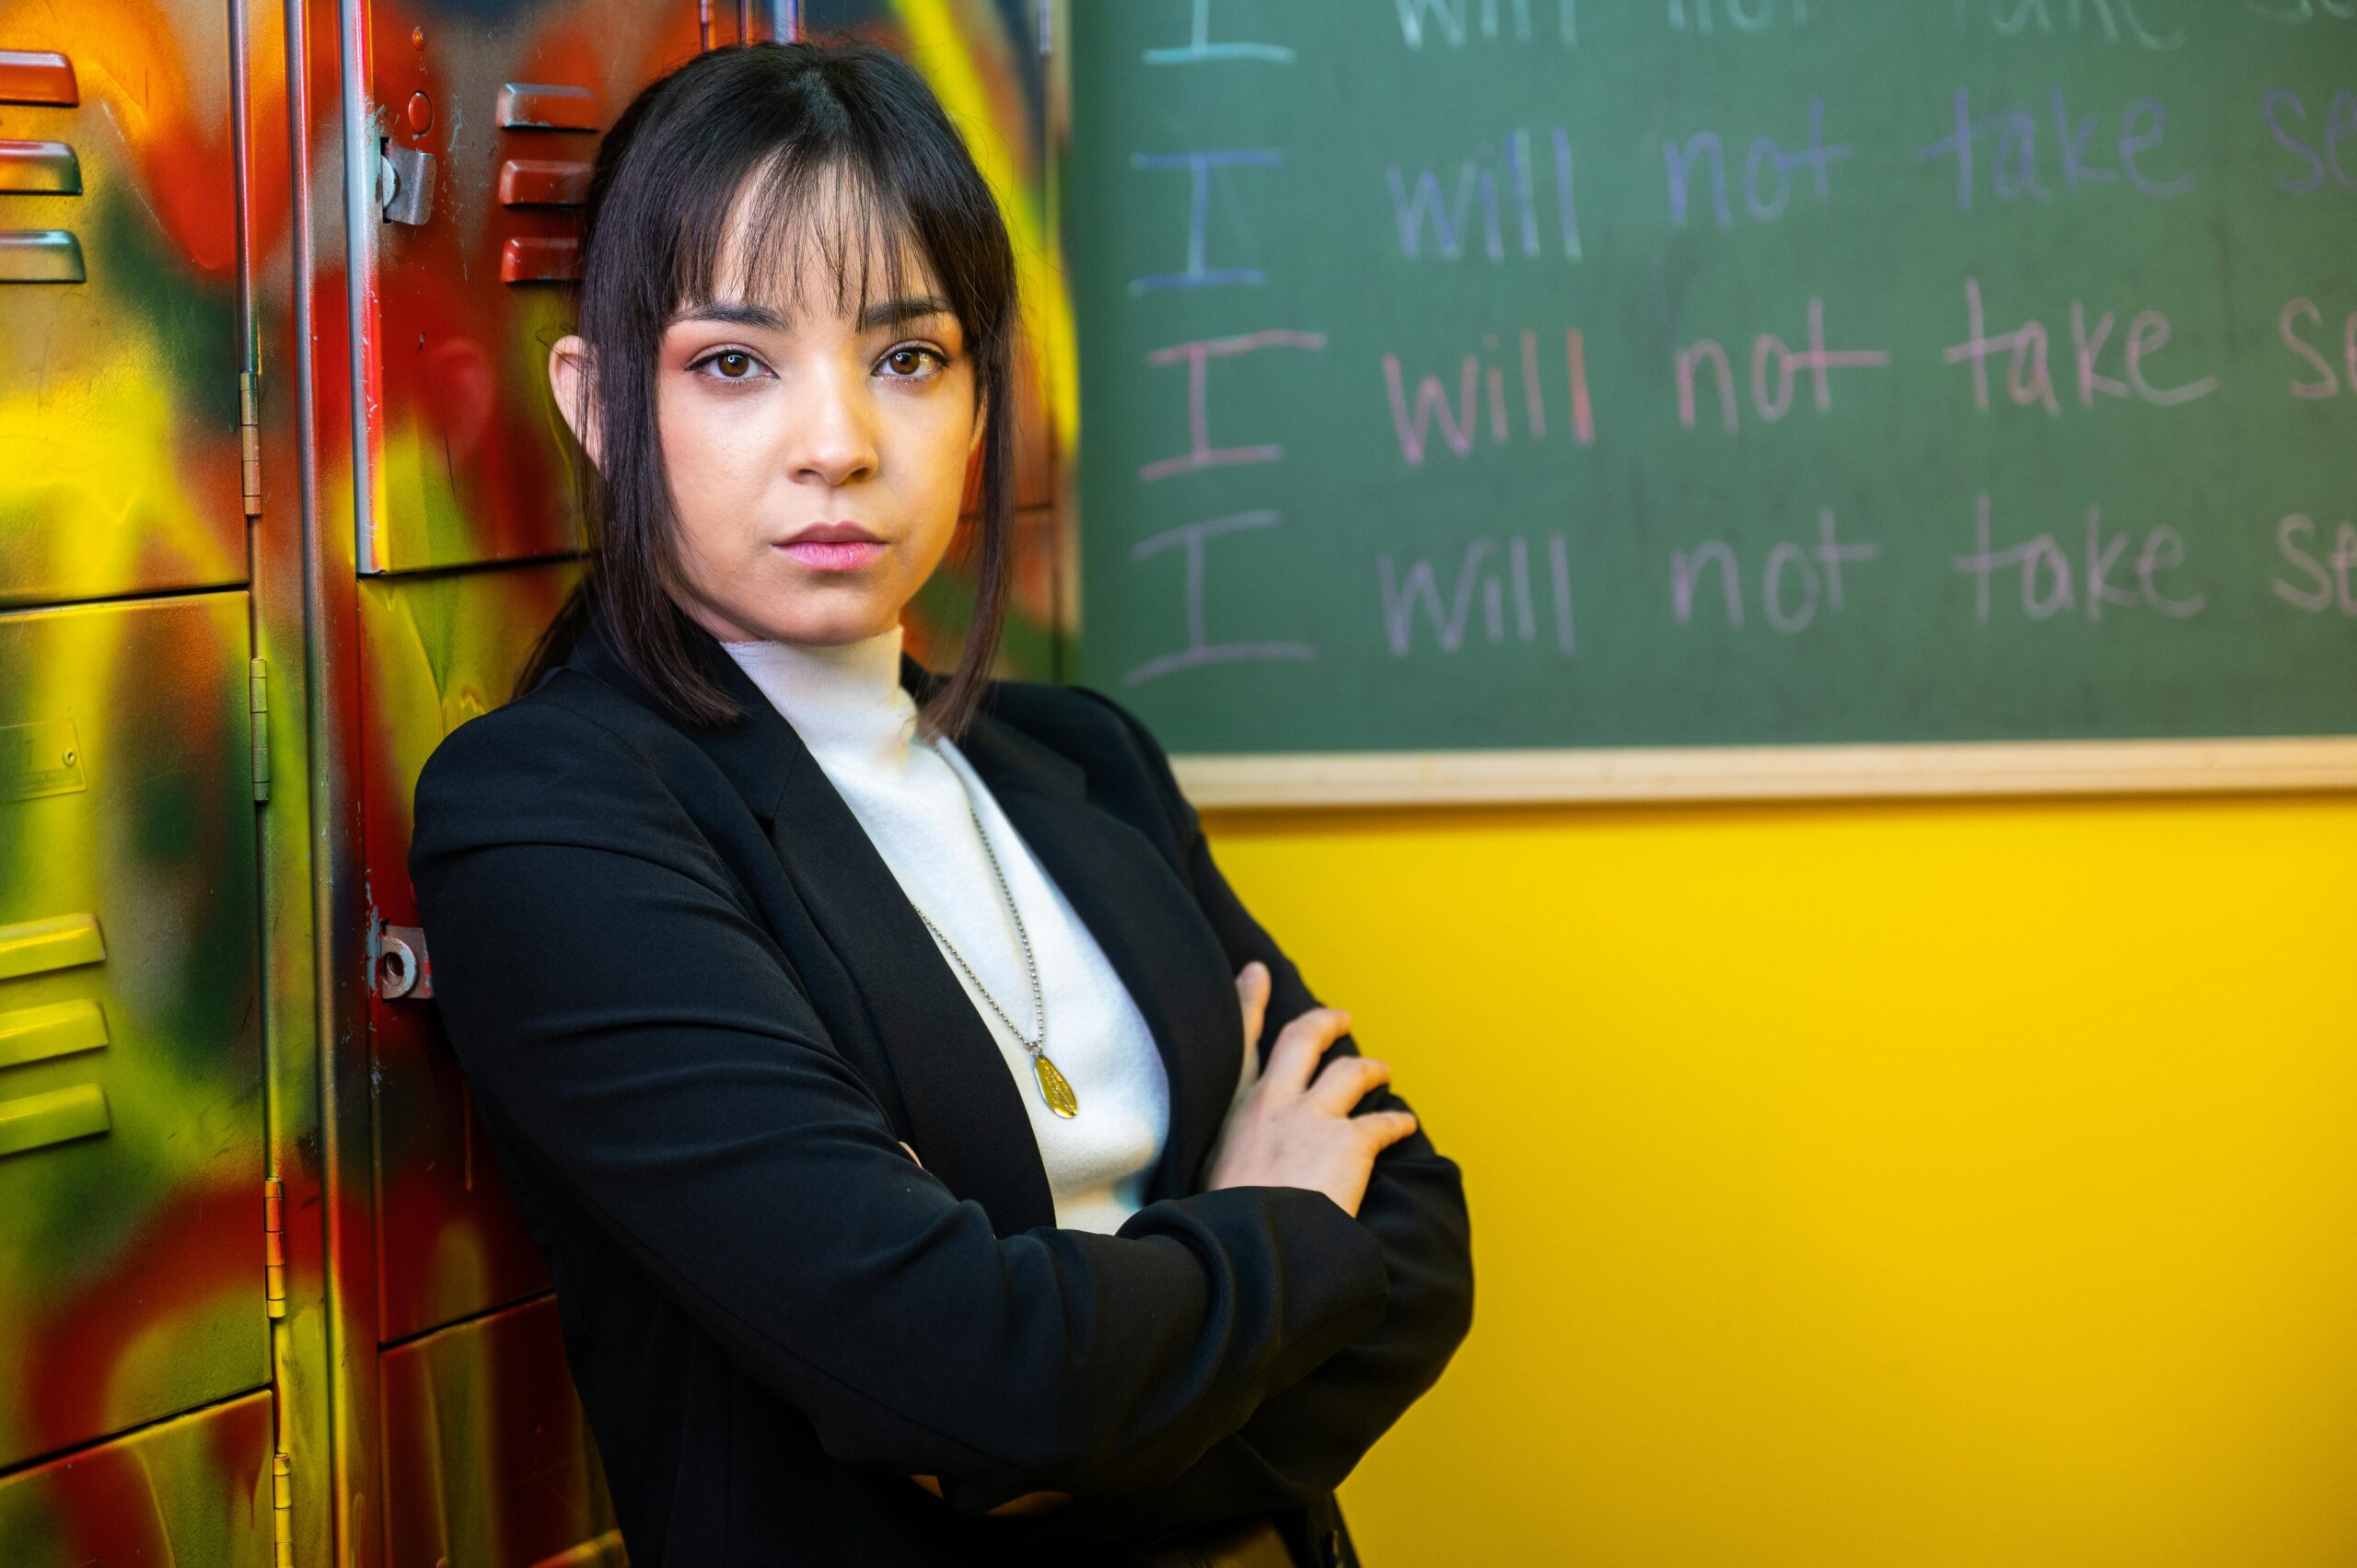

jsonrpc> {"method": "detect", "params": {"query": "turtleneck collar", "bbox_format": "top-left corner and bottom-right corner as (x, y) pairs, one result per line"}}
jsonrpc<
(719, 621), (919, 777)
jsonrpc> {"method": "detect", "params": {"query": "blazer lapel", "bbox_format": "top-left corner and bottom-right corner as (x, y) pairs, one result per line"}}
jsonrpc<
(565, 619), (1241, 1229)
(947, 682), (1244, 1208)
(569, 622), (1060, 1236)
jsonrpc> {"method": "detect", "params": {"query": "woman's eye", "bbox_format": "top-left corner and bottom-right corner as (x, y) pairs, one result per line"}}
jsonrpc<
(880, 345), (946, 379)
(693, 349), (768, 381)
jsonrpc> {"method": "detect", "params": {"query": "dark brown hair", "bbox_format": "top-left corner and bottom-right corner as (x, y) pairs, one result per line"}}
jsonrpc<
(517, 39), (1019, 739)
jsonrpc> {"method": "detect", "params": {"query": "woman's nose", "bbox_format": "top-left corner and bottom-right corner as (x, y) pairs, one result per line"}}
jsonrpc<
(788, 365), (880, 488)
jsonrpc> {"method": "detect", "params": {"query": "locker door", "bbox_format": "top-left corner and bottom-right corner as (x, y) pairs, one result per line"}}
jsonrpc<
(0, 593), (268, 1474)
(355, 10), (712, 1563)
(0, 6), (246, 607)
(364, 0), (704, 574)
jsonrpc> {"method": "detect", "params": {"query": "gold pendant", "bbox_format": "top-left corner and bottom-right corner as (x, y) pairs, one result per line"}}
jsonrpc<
(1033, 1053), (1079, 1119)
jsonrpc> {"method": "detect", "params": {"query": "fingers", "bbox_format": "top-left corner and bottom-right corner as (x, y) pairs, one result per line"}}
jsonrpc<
(1234, 961), (1271, 1069)
(1306, 1052), (1393, 1114)
(1263, 1005), (1353, 1093)
(1353, 1109), (1420, 1152)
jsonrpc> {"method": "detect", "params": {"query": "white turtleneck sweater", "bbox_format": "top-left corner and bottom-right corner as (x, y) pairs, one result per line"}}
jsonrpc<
(723, 624), (1247, 1235)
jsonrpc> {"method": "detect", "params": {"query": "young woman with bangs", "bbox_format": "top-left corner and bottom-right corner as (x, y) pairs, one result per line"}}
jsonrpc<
(408, 39), (1472, 1568)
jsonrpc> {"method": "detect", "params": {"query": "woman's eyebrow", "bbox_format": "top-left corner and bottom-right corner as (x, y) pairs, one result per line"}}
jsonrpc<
(671, 301), (791, 331)
(858, 295), (954, 331)
(667, 296), (952, 332)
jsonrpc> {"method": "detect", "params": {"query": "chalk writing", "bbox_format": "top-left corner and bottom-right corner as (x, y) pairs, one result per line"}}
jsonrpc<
(1389, 127), (1580, 261)
(1953, 494), (2206, 621)
(1671, 510), (1879, 632)
(1396, 0), (1579, 47)
(1144, 0), (1295, 64)
(1130, 150), (1283, 294)
(1671, 0), (1811, 34)
(1919, 88), (2195, 212)
(1126, 512), (1318, 683)
(1950, 0), (2185, 51)
(1140, 330), (1329, 482)
(2272, 514), (2357, 612)
(1384, 328), (1596, 464)
(1945, 279), (2219, 414)
(2261, 87), (2357, 192)
(1378, 533), (1577, 654)
(2247, 0), (2357, 22)
(1666, 100), (1850, 229)
(2279, 298), (2357, 397)
(1675, 297), (1890, 432)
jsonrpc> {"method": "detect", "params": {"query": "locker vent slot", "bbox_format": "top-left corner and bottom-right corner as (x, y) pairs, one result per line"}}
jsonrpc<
(0, 1082), (110, 1158)
(0, 912), (105, 980)
(495, 82), (598, 132)
(0, 139), (79, 194)
(0, 228), (84, 283)
(501, 235), (580, 285)
(0, 50), (76, 107)
(497, 157), (590, 208)
(0, 999), (108, 1071)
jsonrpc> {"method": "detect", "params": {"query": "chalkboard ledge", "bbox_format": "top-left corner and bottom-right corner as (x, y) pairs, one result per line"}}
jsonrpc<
(1172, 738), (2357, 810)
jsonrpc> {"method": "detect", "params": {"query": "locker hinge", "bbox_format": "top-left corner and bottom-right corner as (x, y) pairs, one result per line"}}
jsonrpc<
(271, 1450), (294, 1568)
(262, 1174), (286, 1318)
(249, 658), (270, 803)
(238, 371), (262, 517)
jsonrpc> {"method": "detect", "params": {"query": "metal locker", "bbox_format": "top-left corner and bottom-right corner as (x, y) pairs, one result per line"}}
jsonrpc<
(0, 592), (268, 1475)
(0, 6), (247, 608)
(359, 563), (577, 1344)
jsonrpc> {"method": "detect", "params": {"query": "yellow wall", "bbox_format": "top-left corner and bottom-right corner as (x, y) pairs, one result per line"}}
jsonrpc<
(1202, 793), (2357, 1567)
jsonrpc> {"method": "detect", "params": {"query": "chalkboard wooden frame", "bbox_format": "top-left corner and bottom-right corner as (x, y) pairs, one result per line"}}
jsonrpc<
(1171, 738), (2357, 809)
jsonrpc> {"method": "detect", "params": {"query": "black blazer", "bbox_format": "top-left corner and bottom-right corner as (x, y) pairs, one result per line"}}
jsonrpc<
(406, 619), (1474, 1567)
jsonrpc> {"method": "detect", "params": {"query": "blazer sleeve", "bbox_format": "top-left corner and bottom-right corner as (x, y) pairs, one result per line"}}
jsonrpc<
(405, 698), (1390, 1516)
(1045, 689), (1476, 1540)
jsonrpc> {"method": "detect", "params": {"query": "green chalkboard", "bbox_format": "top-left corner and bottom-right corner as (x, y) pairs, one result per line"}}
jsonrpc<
(1064, 0), (2357, 767)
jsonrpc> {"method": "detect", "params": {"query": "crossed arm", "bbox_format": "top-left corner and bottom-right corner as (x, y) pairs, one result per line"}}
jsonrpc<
(1024, 692), (1477, 1541)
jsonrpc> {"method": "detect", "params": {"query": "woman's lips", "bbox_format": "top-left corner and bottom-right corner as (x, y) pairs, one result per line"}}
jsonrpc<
(779, 539), (885, 571)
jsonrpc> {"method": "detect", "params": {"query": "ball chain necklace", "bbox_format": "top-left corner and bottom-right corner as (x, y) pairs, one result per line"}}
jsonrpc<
(911, 748), (1080, 1120)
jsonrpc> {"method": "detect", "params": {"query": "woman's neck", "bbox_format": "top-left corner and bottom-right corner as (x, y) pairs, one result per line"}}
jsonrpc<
(719, 622), (917, 776)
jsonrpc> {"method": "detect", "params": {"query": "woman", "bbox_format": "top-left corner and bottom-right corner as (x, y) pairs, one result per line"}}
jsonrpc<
(408, 39), (1472, 1568)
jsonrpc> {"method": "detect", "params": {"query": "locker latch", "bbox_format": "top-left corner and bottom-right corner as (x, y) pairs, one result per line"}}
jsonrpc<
(369, 920), (434, 1000)
(377, 139), (436, 226)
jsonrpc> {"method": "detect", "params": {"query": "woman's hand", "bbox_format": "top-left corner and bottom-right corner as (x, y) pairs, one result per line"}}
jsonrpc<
(1203, 962), (1418, 1219)
(907, 1473), (1072, 1516)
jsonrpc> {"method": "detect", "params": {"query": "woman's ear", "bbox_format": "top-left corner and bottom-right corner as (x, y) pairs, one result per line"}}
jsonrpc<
(549, 334), (602, 469)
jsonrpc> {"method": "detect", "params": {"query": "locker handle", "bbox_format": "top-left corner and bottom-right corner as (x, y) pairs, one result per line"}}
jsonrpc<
(0, 912), (104, 981)
(0, 139), (80, 195)
(0, 50), (76, 107)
